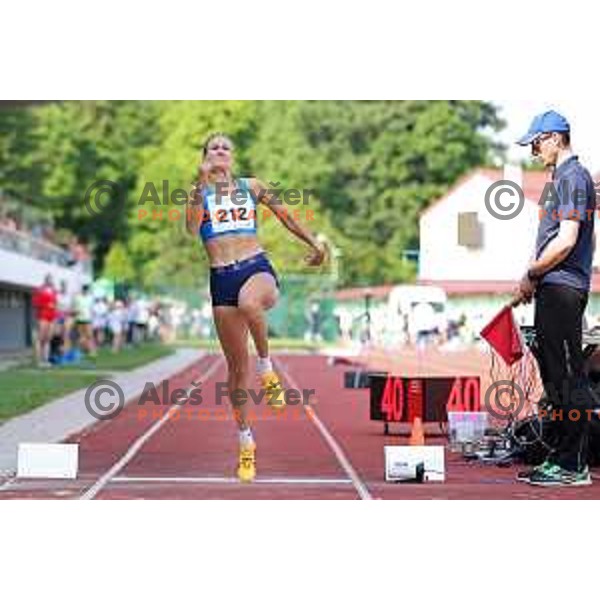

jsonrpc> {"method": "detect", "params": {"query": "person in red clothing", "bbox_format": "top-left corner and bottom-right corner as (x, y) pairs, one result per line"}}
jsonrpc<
(32, 274), (57, 367)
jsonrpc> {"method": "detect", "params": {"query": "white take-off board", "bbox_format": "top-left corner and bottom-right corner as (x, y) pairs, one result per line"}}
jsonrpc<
(17, 443), (79, 479)
(384, 445), (445, 482)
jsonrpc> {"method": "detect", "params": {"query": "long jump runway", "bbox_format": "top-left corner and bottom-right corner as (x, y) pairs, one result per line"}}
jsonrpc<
(4, 352), (600, 500)
(0, 354), (360, 499)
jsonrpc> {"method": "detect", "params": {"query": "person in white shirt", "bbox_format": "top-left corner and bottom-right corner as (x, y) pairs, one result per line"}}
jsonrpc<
(135, 298), (150, 342)
(92, 296), (109, 347)
(74, 284), (96, 357)
(127, 299), (138, 345)
(56, 280), (74, 352)
(411, 302), (439, 351)
(108, 300), (126, 353)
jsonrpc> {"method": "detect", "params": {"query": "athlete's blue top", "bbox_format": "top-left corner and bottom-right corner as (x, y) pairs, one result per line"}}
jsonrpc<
(198, 178), (258, 242)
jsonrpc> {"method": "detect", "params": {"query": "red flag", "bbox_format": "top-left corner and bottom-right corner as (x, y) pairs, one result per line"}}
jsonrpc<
(480, 306), (524, 366)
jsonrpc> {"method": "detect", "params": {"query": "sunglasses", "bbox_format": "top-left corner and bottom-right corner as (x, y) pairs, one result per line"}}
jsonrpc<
(532, 133), (553, 149)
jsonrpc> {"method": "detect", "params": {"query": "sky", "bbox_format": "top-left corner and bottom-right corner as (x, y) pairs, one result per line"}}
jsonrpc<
(494, 100), (600, 174)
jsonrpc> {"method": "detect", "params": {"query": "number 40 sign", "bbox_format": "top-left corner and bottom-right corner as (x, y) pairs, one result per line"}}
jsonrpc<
(370, 375), (481, 423)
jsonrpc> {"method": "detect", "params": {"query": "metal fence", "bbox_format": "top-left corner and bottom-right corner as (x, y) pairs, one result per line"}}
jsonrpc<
(0, 226), (92, 276)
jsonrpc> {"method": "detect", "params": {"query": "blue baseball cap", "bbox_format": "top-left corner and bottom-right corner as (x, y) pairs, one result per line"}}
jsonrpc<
(516, 110), (570, 146)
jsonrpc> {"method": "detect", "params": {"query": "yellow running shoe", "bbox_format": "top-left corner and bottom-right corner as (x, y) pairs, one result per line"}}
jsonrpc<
(237, 443), (256, 483)
(261, 371), (285, 410)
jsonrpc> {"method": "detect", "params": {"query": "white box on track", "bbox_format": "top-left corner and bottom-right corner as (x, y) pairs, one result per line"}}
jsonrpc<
(384, 446), (445, 482)
(17, 443), (79, 479)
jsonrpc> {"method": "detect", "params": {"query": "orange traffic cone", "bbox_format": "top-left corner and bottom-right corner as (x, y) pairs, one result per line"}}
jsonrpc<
(409, 417), (425, 446)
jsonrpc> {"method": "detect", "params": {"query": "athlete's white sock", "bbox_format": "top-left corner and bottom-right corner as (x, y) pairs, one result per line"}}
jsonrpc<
(256, 356), (273, 374)
(239, 427), (255, 447)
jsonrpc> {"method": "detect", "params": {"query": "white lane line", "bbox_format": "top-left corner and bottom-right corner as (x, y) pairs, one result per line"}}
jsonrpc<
(79, 356), (224, 500)
(111, 476), (352, 485)
(275, 357), (373, 500)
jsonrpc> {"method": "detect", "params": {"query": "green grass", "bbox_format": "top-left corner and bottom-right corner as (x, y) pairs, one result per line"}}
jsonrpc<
(0, 343), (174, 422)
(18, 343), (174, 373)
(88, 343), (174, 371)
(0, 369), (109, 422)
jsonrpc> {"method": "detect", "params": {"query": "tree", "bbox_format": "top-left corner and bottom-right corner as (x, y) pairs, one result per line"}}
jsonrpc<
(1, 100), (504, 289)
(0, 106), (42, 201)
(103, 242), (135, 281)
(26, 101), (160, 272)
(247, 100), (504, 285)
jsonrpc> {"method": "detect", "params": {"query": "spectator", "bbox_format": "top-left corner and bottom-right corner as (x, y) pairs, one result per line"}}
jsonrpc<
(305, 300), (323, 343)
(108, 300), (127, 354)
(411, 302), (439, 351)
(70, 237), (90, 263)
(169, 302), (185, 340)
(148, 302), (161, 340)
(333, 307), (352, 344)
(126, 299), (138, 345)
(56, 280), (74, 353)
(92, 296), (109, 347)
(31, 274), (57, 367)
(73, 284), (96, 357)
(158, 302), (173, 343)
(135, 297), (150, 342)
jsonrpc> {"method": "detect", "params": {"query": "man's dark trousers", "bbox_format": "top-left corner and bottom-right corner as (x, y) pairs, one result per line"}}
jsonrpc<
(534, 282), (593, 471)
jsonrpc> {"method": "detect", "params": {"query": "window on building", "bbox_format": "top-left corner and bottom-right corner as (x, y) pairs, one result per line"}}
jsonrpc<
(457, 212), (483, 248)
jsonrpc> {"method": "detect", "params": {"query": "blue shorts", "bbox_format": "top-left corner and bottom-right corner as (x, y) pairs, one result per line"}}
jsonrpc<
(209, 252), (279, 307)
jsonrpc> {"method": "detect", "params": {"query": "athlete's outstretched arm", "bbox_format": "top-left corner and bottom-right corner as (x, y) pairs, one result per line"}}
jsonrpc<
(250, 178), (327, 266)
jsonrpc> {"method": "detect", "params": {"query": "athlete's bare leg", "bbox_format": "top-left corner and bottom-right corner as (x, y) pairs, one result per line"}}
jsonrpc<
(213, 306), (253, 430)
(238, 272), (279, 358)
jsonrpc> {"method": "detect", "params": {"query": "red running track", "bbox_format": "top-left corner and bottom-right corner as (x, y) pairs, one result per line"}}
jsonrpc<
(3, 352), (600, 499)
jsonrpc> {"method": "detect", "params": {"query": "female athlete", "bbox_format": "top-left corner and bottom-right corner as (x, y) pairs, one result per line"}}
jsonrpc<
(186, 133), (327, 482)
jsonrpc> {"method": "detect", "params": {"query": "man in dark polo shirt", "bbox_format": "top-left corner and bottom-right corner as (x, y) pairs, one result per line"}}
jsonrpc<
(514, 110), (597, 486)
